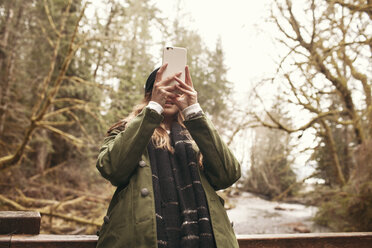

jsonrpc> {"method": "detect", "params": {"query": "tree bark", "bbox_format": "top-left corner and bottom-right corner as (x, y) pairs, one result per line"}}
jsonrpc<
(321, 120), (346, 186)
(36, 129), (50, 172)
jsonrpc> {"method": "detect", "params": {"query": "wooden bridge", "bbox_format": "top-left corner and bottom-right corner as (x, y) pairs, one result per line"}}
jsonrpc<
(1, 211), (371, 247)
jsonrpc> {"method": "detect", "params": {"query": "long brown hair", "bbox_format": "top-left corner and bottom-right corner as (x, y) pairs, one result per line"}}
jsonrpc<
(106, 93), (186, 153)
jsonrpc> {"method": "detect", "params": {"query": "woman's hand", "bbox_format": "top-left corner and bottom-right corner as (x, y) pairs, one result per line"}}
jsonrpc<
(172, 66), (198, 110)
(151, 63), (181, 107)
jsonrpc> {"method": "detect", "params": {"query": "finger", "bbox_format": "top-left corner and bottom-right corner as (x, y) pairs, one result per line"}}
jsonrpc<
(158, 72), (182, 86)
(155, 63), (168, 83)
(162, 84), (177, 92)
(176, 84), (195, 95)
(158, 75), (175, 86)
(185, 65), (193, 88)
(174, 76), (194, 91)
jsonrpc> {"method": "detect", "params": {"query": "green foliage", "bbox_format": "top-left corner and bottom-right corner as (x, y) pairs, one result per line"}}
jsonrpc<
(315, 140), (372, 231)
(315, 182), (372, 231)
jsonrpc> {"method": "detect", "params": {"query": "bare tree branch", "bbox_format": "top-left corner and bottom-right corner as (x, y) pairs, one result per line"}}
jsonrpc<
(328, 0), (372, 19)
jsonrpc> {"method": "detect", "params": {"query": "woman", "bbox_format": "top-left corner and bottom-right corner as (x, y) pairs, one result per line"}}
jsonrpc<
(96, 64), (241, 248)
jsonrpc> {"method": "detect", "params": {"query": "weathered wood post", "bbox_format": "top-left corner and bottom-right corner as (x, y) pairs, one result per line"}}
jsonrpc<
(0, 211), (97, 247)
(0, 211), (41, 235)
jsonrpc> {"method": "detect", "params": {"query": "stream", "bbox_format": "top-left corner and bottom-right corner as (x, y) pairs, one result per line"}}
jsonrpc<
(226, 192), (331, 234)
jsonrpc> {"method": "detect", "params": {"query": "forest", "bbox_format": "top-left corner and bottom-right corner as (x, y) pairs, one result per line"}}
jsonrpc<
(0, 0), (371, 234)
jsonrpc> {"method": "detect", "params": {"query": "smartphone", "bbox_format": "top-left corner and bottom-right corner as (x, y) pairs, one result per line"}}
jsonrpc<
(162, 47), (187, 87)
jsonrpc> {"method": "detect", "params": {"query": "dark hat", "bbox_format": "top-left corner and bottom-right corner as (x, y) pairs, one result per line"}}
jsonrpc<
(144, 67), (160, 95)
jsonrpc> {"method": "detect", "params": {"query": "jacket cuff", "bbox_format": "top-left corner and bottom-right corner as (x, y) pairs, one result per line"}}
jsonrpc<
(144, 105), (164, 123)
(146, 101), (164, 115)
(182, 103), (203, 120)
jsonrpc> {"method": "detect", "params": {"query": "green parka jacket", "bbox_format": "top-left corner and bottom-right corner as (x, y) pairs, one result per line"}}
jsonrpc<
(96, 107), (241, 248)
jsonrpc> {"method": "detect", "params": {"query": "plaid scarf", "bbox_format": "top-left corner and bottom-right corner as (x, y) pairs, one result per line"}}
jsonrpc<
(147, 122), (216, 248)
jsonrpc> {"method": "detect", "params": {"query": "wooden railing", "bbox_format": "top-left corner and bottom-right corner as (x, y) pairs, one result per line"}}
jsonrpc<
(1, 211), (372, 247)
